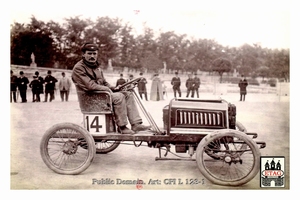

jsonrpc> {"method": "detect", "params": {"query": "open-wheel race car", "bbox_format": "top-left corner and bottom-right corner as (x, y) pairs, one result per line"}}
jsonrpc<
(40, 77), (266, 186)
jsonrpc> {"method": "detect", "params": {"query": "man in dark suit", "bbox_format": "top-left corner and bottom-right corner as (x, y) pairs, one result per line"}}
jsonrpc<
(238, 75), (248, 101)
(137, 72), (148, 101)
(171, 71), (181, 97)
(192, 73), (201, 98)
(10, 70), (18, 103)
(185, 74), (194, 98)
(44, 70), (58, 102)
(18, 71), (29, 103)
(116, 73), (126, 86)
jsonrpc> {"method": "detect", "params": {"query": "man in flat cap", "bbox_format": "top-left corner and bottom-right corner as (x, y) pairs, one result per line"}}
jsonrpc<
(72, 42), (150, 134)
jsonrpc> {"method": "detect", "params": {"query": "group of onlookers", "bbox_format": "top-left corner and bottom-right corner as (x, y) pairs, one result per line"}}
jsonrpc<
(10, 70), (72, 103)
(171, 72), (201, 98)
(115, 71), (202, 102)
(11, 68), (248, 104)
(115, 71), (248, 101)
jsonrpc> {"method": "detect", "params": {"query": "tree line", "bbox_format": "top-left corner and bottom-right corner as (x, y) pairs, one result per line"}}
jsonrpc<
(10, 15), (289, 82)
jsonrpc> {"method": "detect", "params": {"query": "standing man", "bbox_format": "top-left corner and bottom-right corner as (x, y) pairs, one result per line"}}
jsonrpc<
(137, 72), (148, 101)
(192, 73), (201, 98)
(171, 71), (181, 98)
(238, 75), (248, 101)
(58, 72), (72, 102)
(10, 70), (18, 103)
(29, 75), (42, 102)
(44, 70), (58, 102)
(185, 74), (194, 98)
(72, 42), (150, 134)
(35, 71), (44, 98)
(18, 71), (29, 103)
(116, 73), (126, 86)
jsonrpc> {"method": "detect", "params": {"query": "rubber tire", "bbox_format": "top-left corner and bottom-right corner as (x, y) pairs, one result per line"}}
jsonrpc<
(40, 122), (96, 175)
(196, 129), (261, 186)
(95, 141), (120, 154)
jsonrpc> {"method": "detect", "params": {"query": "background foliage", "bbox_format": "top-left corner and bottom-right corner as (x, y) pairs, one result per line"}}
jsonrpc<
(11, 16), (289, 82)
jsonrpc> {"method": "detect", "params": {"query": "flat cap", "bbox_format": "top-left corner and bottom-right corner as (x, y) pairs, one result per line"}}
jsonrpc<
(81, 43), (99, 52)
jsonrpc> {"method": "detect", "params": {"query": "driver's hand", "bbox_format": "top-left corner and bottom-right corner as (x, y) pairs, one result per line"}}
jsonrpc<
(102, 86), (113, 94)
(114, 85), (121, 91)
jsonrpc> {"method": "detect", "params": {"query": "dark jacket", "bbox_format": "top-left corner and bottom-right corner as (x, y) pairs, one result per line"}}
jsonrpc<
(37, 76), (44, 93)
(238, 79), (248, 94)
(194, 77), (201, 88)
(171, 77), (181, 89)
(116, 78), (126, 86)
(18, 76), (29, 91)
(72, 59), (114, 92)
(44, 75), (57, 91)
(186, 78), (194, 89)
(11, 75), (18, 91)
(137, 77), (147, 93)
(29, 79), (43, 94)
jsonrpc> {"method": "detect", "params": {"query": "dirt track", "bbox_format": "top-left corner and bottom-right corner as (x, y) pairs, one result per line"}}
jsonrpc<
(10, 91), (289, 190)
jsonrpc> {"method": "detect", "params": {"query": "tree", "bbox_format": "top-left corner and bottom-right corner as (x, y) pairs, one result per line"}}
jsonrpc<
(211, 57), (232, 83)
(269, 49), (290, 82)
(156, 31), (187, 70)
(116, 23), (137, 68)
(256, 66), (270, 80)
(11, 17), (56, 67)
(139, 52), (163, 72)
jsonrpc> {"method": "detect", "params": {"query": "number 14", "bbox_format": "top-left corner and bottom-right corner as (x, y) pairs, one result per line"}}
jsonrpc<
(85, 115), (103, 132)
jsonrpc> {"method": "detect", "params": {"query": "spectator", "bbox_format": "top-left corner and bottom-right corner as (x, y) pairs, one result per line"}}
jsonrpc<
(185, 74), (194, 98)
(150, 73), (163, 101)
(137, 72), (148, 101)
(34, 71), (44, 97)
(29, 75), (42, 102)
(116, 73), (126, 86)
(238, 75), (248, 101)
(192, 73), (201, 98)
(18, 71), (29, 103)
(58, 72), (72, 102)
(171, 71), (181, 98)
(44, 70), (58, 102)
(10, 70), (18, 103)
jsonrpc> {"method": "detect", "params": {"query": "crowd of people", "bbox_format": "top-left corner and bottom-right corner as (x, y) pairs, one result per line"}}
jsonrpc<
(11, 68), (249, 104)
(10, 70), (72, 103)
(114, 71), (204, 102)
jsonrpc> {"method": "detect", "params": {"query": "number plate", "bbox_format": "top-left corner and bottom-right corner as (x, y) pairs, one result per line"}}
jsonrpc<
(84, 115), (106, 135)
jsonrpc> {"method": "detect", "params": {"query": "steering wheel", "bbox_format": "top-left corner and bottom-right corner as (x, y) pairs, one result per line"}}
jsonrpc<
(118, 77), (142, 91)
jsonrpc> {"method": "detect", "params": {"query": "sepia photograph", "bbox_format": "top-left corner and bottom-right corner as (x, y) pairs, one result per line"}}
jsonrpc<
(6, 0), (295, 195)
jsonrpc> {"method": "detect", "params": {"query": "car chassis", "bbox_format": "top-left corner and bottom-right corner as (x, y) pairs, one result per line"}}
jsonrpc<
(40, 78), (266, 186)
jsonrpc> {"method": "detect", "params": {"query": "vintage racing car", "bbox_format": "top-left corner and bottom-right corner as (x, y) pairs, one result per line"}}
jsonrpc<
(40, 77), (266, 186)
